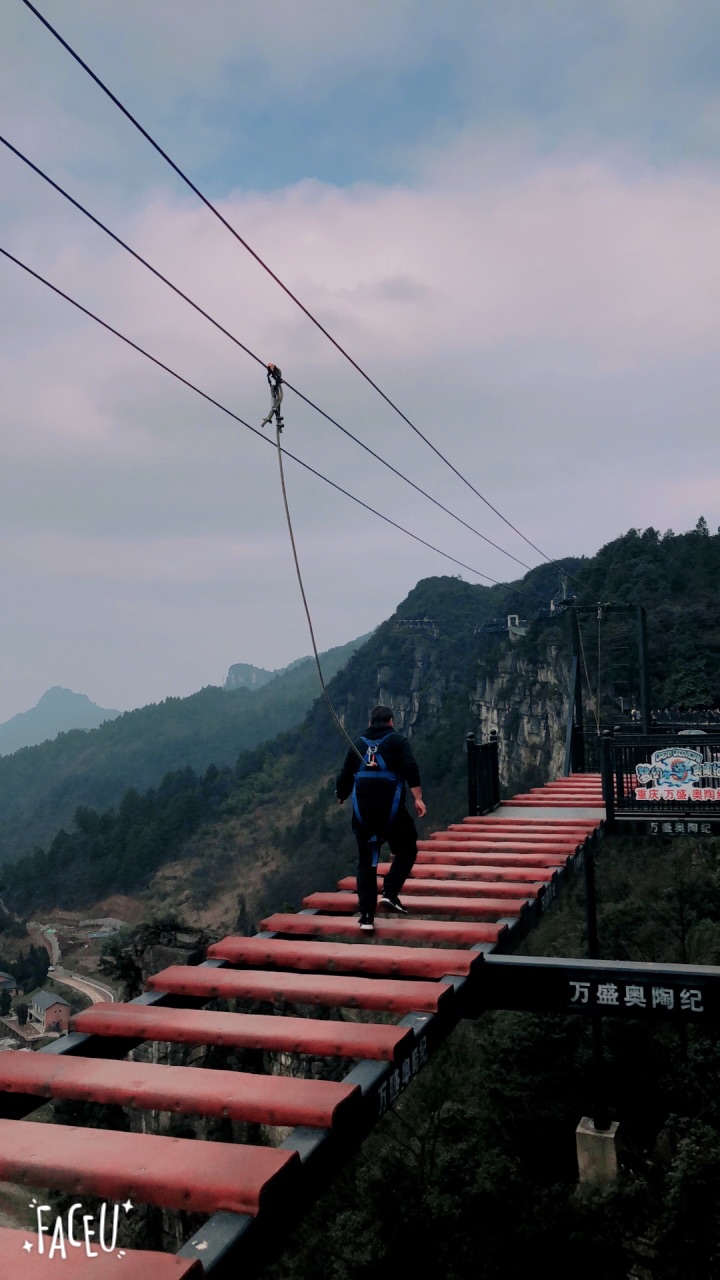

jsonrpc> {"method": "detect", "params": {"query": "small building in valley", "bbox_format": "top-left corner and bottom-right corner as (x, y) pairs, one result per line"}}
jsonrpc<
(0, 971), (20, 997)
(28, 990), (70, 1034)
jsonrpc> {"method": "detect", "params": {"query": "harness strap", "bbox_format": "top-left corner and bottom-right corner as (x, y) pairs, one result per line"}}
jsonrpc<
(351, 732), (403, 846)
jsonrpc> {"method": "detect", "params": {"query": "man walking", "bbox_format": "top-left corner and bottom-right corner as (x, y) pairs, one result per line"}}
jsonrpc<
(336, 705), (426, 932)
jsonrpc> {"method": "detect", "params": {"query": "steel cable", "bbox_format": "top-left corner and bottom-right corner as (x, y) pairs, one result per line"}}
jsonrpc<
(0, 244), (549, 607)
(18, 0), (592, 594)
(0, 133), (545, 582)
(272, 413), (363, 760)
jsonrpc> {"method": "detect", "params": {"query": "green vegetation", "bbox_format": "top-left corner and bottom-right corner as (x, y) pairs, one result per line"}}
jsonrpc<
(3, 523), (719, 920)
(0, 634), (365, 863)
(2, 766), (232, 913)
(0, 944), (49, 992)
(98, 913), (210, 1000)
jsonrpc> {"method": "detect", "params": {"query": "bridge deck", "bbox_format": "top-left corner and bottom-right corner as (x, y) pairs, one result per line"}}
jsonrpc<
(0, 773), (604, 1276)
(71, 1003), (414, 1060)
(0, 1118), (299, 1214)
(145, 964), (453, 1014)
(302, 891), (530, 918)
(207, 936), (483, 978)
(337, 876), (542, 899)
(0, 1051), (359, 1128)
(378, 862), (556, 882)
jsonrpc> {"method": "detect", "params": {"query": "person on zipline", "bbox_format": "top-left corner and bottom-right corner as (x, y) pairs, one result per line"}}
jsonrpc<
(336, 705), (426, 932)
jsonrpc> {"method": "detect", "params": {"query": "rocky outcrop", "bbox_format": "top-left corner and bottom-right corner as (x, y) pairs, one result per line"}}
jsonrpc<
(370, 627), (573, 794)
(471, 644), (572, 788)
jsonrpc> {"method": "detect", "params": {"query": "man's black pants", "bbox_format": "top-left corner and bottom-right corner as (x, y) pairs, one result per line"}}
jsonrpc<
(353, 806), (418, 918)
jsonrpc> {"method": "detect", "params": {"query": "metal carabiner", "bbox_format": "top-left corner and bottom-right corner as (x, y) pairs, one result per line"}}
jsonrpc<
(261, 362), (284, 431)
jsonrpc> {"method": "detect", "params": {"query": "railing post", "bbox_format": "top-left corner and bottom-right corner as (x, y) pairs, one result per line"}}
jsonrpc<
(563, 656), (578, 776)
(570, 611), (586, 771)
(637, 606), (651, 735)
(584, 831), (610, 1131)
(600, 729), (615, 830)
(466, 733), (478, 816)
(489, 730), (500, 809)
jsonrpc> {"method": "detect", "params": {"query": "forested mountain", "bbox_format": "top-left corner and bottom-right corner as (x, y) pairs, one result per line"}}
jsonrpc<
(3, 521), (718, 923)
(224, 657), (320, 690)
(0, 634), (364, 863)
(0, 686), (120, 755)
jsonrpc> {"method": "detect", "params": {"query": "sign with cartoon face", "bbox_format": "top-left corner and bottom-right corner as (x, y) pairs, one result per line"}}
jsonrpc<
(635, 747), (720, 801)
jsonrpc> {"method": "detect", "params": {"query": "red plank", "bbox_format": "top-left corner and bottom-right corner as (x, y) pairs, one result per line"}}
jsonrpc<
(338, 877), (540, 900)
(0, 1051), (358, 1129)
(146, 965), (451, 1015)
(420, 838), (577, 852)
(439, 831), (579, 846)
(375, 862), (555, 883)
(504, 798), (602, 807)
(0, 1229), (203, 1278)
(460, 818), (596, 829)
(302, 891), (526, 919)
(416, 849), (567, 866)
(71, 1003), (412, 1062)
(460, 825), (595, 833)
(0, 1119), (298, 1215)
(207, 936), (482, 979)
(261, 913), (506, 946)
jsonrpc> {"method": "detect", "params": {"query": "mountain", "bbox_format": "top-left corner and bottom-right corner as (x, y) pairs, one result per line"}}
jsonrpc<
(3, 521), (718, 922)
(0, 563), (579, 915)
(0, 687), (120, 756)
(0, 635), (366, 864)
(225, 663), (278, 691)
(224, 638), (371, 691)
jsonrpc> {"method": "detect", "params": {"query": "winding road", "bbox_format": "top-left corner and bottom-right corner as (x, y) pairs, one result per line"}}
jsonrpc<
(47, 967), (115, 1005)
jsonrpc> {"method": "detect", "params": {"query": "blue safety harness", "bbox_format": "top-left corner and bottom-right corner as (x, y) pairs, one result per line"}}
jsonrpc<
(351, 733), (403, 868)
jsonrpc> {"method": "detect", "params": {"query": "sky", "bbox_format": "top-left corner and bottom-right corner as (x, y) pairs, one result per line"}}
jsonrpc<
(1, 0), (719, 720)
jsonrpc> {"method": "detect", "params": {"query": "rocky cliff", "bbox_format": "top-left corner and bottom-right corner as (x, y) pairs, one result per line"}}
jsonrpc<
(471, 641), (572, 789)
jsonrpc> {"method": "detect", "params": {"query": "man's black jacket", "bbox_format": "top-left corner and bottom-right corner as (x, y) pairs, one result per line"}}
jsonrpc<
(335, 725), (421, 808)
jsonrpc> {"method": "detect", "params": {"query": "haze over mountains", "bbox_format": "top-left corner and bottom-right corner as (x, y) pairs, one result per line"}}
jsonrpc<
(0, 634), (367, 862)
(225, 660), (308, 691)
(0, 686), (120, 756)
(1, 521), (718, 914)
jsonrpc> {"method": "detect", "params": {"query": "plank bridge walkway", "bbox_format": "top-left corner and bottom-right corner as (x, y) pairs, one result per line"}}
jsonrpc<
(0, 774), (604, 1277)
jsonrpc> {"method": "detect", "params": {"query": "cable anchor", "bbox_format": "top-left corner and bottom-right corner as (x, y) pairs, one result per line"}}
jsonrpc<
(261, 362), (284, 432)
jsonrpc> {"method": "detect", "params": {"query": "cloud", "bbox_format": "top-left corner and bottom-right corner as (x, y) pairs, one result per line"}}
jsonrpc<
(1, 3), (719, 719)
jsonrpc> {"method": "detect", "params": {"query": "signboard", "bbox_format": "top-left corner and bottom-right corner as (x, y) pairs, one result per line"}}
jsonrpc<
(482, 955), (720, 1022)
(649, 820), (717, 836)
(376, 1034), (428, 1119)
(634, 747), (720, 802)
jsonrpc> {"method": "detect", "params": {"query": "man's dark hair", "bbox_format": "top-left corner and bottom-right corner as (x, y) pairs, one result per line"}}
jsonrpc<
(370, 705), (394, 726)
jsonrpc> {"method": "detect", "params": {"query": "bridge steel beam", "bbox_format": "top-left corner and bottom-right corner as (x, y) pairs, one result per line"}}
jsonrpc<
(0, 807), (605, 1276)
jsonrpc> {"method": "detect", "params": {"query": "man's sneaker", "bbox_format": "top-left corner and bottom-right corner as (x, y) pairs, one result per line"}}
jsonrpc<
(359, 914), (375, 932)
(380, 892), (407, 914)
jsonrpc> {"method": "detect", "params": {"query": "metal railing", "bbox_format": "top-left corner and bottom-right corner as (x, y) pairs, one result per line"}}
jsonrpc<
(600, 731), (720, 827)
(466, 732), (501, 815)
(565, 727), (602, 775)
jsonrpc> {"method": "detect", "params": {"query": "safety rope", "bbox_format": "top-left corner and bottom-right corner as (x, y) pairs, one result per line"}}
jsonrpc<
(597, 603), (603, 731)
(577, 612), (600, 734)
(265, 366), (364, 762)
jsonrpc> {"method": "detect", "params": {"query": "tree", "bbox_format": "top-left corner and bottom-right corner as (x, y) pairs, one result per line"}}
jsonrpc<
(0, 990), (11, 1017)
(15, 1002), (28, 1027)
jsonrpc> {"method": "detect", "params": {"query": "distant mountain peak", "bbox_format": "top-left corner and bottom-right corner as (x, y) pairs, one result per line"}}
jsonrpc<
(37, 686), (96, 706)
(0, 688), (121, 756)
